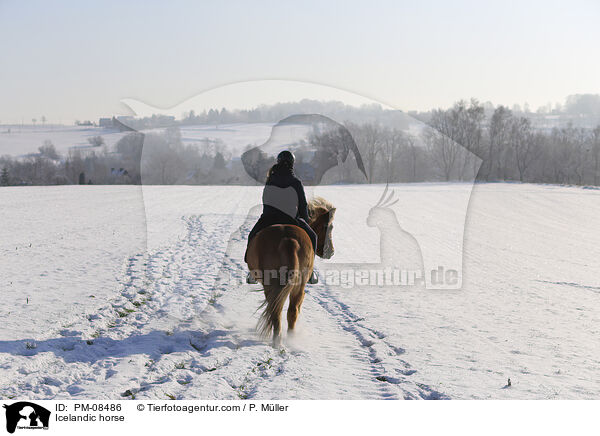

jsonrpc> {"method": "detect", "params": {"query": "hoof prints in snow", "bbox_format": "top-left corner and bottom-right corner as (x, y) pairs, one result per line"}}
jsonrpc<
(308, 282), (449, 400)
(1, 212), (443, 400)
(0, 214), (285, 400)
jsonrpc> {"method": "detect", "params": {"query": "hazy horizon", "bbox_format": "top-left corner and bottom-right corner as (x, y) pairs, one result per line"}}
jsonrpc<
(0, 91), (594, 127)
(1, 0), (599, 123)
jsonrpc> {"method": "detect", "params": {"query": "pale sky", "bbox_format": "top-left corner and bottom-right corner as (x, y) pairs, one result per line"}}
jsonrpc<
(0, 0), (599, 123)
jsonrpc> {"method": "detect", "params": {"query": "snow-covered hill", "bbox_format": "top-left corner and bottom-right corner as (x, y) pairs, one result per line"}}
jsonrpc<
(0, 183), (598, 399)
(0, 124), (274, 158)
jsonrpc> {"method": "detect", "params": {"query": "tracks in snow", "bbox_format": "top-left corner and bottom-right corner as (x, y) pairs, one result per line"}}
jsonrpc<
(1, 213), (448, 400)
(307, 280), (449, 399)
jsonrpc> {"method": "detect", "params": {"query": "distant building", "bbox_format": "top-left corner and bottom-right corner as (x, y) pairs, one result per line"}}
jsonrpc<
(99, 118), (113, 128)
(116, 116), (135, 124)
(112, 117), (137, 132)
(98, 116), (137, 132)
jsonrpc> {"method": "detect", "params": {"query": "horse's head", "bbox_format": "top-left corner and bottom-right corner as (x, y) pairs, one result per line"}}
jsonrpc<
(308, 197), (337, 259)
(367, 184), (399, 228)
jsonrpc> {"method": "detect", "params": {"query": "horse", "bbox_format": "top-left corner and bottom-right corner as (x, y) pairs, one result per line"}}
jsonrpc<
(246, 197), (336, 346)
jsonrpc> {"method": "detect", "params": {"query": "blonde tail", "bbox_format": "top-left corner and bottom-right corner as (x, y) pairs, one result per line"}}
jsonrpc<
(257, 239), (302, 339)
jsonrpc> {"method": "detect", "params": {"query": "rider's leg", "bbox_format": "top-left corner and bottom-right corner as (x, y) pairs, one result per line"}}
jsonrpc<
(245, 220), (262, 263)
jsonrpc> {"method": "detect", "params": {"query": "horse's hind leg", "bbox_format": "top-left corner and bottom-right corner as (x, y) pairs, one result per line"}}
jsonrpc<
(263, 287), (283, 347)
(272, 312), (282, 347)
(287, 288), (305, 332)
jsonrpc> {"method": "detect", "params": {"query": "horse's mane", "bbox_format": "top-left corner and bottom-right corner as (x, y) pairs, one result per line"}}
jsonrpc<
(308, 196), (336, 220)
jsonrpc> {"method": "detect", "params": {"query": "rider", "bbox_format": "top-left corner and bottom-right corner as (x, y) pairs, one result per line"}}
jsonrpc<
(246, 150), (318, 284)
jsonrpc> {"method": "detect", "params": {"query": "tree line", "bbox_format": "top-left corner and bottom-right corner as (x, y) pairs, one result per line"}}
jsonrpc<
(0, 130), (240, 186)
(359, 99), (600, 185)
(2, 99), (600, 187)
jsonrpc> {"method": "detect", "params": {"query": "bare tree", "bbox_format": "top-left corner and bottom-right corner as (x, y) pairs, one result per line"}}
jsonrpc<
(453, 99), (485, 180)
(592, 125), (600, 185)
(87, 136), (105, 147)
(381, 127), (405, 182)
(39, 140), (59, 160)
(359, 123), (385, 183)
(510, 117), (541, 182)
(570, 127), (589, 185)
(405, 133), (420, 182)
(487, 106), (512, 180)
(423, 110), (460, 181)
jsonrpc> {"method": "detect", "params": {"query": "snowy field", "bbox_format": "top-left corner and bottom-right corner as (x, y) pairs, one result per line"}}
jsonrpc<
(0, 123), (274, 157)
(0, 183), (599, 400)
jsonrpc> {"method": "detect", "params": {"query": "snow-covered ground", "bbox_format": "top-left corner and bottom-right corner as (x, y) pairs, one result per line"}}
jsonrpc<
(0, 126), (129, 157)
(0, 183), (599, 399)
(0, 124), (274, 158)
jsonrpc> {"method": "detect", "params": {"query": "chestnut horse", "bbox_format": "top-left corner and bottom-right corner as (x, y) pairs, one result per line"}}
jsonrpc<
(246, 197), (336, 345)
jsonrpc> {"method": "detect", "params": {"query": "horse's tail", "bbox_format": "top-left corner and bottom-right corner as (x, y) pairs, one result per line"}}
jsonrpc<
(258, 237), (302, 339)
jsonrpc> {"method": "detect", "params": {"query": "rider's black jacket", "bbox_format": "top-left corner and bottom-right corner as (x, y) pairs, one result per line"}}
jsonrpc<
(263, 168), (309, 221)
(245, 166), (316, 258)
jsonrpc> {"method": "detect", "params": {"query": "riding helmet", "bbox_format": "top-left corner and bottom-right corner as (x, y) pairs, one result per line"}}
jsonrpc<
(277, 150), (295, 167)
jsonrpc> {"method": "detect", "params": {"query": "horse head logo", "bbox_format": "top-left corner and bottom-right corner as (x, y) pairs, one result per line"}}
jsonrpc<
(241, 114), (368, 185)
(3, 402), (50, 434)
